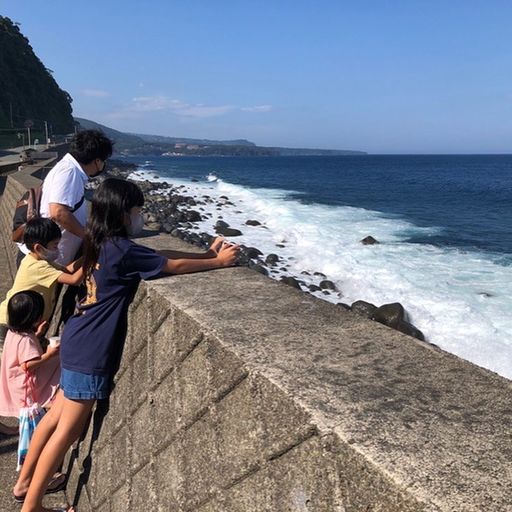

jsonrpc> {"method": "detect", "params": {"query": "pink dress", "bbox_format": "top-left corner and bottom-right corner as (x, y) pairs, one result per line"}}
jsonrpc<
(0, 330), (60, 417)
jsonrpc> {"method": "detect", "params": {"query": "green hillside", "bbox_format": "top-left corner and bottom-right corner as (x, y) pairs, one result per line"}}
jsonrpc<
(0, 16), (74, 146)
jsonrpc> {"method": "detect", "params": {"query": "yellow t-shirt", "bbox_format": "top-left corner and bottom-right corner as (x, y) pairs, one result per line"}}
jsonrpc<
(0, 254), (62, 325)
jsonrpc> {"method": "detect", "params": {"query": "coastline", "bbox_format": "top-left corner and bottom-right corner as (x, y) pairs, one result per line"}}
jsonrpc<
(101, 159), (426, 342)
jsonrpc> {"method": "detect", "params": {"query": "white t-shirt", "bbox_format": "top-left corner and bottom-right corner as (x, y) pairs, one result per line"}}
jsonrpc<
(40, 153), (89, 265)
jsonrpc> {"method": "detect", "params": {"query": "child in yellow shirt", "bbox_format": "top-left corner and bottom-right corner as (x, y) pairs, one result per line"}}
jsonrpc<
(0, 218), (84, 348)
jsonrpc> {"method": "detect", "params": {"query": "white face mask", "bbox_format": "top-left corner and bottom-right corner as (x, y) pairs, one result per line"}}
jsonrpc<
(127, 212), (144, 237)
(39, 247), (60, 262)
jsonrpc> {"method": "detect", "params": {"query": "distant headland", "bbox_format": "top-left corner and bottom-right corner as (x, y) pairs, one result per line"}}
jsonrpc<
(75, 117), (367, 157)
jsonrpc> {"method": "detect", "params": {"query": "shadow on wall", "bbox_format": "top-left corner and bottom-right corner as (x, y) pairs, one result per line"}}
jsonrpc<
(65, 398), (110, 508)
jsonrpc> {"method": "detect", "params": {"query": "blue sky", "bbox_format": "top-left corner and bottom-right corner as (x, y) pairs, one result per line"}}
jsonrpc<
(4, 1), (512, 153)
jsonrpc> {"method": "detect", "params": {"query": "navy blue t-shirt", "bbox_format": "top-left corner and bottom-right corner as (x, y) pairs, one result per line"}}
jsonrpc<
(60, 238), (167, 376)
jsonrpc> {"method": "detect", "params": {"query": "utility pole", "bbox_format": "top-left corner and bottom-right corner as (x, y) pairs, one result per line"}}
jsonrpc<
(24, 119), (33, 147)
(44, 121), (49, 147)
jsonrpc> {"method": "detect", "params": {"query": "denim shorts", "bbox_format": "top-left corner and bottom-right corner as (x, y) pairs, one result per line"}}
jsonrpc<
(60, 368), (111, 400)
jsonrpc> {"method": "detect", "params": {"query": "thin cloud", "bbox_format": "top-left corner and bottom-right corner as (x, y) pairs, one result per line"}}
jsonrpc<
(81, 89), (110, 98)
(108, 95), (272, 120)
(130, 96), (234, 118)
(241, 105), (273, 113)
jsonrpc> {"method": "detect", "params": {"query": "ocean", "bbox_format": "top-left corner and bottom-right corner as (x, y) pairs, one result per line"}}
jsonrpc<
(123, 154), (512, 380)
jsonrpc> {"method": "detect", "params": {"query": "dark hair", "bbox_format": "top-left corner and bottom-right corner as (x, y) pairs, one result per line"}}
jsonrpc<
(23, 217), (62, 251)
(7, 290), (45, 333)
(70, 129), (113, 164)
(83, 178), (144, 276)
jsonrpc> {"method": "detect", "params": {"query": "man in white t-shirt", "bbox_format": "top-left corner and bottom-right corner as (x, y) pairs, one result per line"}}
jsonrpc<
(39, 130), (113, 264)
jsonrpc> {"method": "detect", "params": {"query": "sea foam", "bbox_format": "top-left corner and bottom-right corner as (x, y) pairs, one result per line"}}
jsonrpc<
(129, 168), (512, 380)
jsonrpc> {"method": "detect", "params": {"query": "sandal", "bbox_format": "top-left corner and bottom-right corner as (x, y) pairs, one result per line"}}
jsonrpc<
(13, 472), (67, 503)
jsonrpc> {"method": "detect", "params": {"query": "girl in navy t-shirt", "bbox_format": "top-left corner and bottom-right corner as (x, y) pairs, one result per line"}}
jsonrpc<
(15, 178), (239, 511)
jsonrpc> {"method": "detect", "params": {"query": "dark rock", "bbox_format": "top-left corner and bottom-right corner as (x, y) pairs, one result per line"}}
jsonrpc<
(245, 219), (261, 226)
(276, 244), (285, 248)
(220, 195), (229, 200)
(187, 233), (202, 246)
(396, 321), (425, 341)
(351, 300), (377, 318)
(319, 280), (337, 291)
(337, 303), (351, 310)
(215, 220), (229, 229)
(236, 253), (250, 266)
(308, 284), (321, 292)
(250, 263), (269, 276)
(185, 210), (202, 222)
(244, 247), (263, 259)
(187, 198), (197, 206)
(301, 271), (311, 276)
(265, 254), (280, 266)
(174, 212), (187, 223)
(372, 302), (405, 329)
(280, 276), (302, 290)
(313, 272), (327, 278)
(215, 226), (243, 237)
(200, 233), (215, 246)
(162, 223), (174, 233)
(361, 236), (379, 245)
(170, 229), (181, 237)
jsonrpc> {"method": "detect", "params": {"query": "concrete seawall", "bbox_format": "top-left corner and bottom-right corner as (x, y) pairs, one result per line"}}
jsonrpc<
(0, 167), (511, 511)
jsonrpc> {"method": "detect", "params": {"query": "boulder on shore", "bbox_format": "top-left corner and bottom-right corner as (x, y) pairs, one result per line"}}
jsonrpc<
(265, 254), (280, 266)
(361, 235), (379, 245)
(372, 302), (405, 329)
(215, 220), (229, 229)
(396, 321), (425, 341)
(319, 280), (337, 292)
(351, 300), (377, 319)
(250, 263), (269, 276)
(280, 276), (302, 290)
(215, 226), (243, 237)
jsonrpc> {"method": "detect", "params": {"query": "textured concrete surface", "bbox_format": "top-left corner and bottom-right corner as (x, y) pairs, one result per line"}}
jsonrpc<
(1, 170), (511, 511)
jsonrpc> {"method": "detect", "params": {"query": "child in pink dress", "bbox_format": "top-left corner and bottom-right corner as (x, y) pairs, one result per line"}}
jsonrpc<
(0, 291), (60, 418)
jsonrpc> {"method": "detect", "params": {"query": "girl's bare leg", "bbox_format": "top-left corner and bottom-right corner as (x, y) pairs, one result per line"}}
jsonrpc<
(14, 390), (65, 497)
(21, 394), (94, 512)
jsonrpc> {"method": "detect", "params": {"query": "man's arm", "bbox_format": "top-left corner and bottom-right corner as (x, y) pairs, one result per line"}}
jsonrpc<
(48, 203), (85, 238)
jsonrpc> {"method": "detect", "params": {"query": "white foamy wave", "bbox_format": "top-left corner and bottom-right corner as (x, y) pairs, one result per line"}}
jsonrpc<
(206, 173), (219, 182)
(128, 169), (171, 184)
(132, 168), (512, 380)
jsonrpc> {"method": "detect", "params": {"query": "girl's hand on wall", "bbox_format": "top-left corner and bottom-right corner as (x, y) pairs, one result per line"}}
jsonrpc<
(208, 236), (225, 255)
(216, 243), (239, 267)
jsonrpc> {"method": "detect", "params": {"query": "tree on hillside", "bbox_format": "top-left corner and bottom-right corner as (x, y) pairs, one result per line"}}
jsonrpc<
(0, 16), (74, 135)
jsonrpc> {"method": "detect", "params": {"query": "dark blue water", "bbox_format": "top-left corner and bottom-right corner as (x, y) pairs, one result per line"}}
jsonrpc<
(123, 154), (512, 259)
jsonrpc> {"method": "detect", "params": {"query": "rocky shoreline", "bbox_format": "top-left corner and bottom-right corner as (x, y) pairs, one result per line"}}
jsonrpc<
(92, 159), (426, 342)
